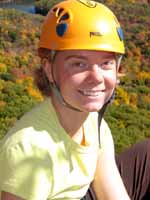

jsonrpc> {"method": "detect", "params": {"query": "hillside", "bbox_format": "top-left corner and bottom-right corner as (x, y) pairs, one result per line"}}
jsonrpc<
(34, 0), (150, 14)
(0, 9), (44, 138)
(105, 1), (150, 152)
(0, 1), (150, 152)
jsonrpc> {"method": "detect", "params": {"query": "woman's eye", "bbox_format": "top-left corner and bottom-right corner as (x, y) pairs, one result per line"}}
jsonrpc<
(72, 62), (87, 68)
(101, 60), (116, 69)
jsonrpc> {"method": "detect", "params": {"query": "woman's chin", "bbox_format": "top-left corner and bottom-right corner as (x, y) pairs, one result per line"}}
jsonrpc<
(79, 103), (105, 113)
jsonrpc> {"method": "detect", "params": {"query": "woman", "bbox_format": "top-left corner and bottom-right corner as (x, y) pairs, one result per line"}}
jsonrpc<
(0, 0), (150, 199)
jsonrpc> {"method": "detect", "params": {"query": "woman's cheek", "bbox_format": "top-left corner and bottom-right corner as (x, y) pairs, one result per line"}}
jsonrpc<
(104, 73), (117, 90)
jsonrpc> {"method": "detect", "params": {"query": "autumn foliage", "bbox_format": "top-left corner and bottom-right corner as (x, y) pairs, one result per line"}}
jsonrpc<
(0, 1), (150, 152)
(0, 9), (44, 138)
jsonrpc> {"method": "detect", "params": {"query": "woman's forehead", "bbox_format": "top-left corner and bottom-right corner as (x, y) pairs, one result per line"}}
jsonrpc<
(56, 50), (115, 59)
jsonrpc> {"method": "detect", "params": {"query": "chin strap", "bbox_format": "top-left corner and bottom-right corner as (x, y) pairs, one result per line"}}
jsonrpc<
(50, 50), (82, 112)
(97, 90), (115, 147)
(50, 82), (82, 112)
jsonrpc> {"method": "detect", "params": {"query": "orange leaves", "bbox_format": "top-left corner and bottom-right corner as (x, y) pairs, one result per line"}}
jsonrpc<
(26, 86), (43, 102)
(143, 95), (150, 104)
(0, 100), (6, 108)
(129, 93), (137, 108)
(114, 86), (139, 108)
(23, 76), (43, 102)
(105, 0), (115, 3)
(0, 63), (7, 73)
(15, 76), (43, 102)
(136, 71), (150, 80)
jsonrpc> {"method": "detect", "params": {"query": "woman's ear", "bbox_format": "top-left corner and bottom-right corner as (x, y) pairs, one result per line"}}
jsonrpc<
(42, 59), (53, 82)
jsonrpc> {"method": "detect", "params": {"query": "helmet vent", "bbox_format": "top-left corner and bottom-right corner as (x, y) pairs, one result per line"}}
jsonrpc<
(52, 7), (58, 12)
(59, 13), (70, 22)
(52, 7), (65, 17)
(57, 8), (64, 16)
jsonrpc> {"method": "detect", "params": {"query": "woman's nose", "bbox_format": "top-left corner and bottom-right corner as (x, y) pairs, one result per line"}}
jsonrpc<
(87, 64), (104, 83)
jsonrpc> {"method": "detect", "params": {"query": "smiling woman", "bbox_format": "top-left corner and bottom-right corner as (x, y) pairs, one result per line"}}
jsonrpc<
(42, 50), (117, 113)
(1, 0), (150, 200)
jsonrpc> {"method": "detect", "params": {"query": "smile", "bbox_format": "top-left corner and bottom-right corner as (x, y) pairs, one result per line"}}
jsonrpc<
(79, 89), (105, 97)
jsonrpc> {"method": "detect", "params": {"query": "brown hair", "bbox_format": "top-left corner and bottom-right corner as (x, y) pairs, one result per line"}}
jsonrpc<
(34, 48), (52, 96)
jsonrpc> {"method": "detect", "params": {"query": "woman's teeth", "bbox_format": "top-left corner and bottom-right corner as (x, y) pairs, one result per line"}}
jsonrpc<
(80, 90), (104, 96)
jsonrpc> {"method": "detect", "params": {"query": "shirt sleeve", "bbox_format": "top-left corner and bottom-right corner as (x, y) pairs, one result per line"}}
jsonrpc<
(0, 139), (52, 200)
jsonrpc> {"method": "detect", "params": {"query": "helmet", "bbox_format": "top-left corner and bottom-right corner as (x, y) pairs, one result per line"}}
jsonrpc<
(39, 0), (125, 54)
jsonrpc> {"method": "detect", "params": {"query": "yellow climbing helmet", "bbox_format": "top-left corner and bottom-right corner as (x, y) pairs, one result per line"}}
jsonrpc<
(39, 0), (125, 54)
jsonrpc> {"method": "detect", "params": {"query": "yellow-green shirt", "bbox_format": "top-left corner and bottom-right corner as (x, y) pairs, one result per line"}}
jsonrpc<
(0, 98), (110, 200)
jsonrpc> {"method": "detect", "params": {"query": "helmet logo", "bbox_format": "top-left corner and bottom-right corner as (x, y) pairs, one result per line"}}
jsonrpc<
(77, 0), (97, 8)
(90, 32), (102, 37)
(56, 23), (68, 37)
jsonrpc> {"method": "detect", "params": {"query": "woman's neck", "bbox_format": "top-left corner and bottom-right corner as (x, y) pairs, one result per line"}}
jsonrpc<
(50, 95), (89, 137)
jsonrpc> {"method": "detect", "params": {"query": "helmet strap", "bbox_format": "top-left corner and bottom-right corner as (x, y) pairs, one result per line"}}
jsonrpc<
(116, 54), (123, 69)
(97, 90), (115, 147)
(50, 50), (56, 61)
(50, 51), (82, 112)
(50, 82), (82, 112)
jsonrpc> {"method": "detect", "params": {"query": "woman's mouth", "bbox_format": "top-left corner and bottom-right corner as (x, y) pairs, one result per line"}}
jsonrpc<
(79, 89), (105, 97)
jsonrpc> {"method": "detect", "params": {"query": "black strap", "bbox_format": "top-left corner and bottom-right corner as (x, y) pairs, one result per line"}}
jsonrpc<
(98, 103), (108, 147)
(98, 90), (116, 147)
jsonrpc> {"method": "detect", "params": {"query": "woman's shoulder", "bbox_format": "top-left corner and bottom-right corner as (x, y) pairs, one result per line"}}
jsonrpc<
(0, 98), (54, 152)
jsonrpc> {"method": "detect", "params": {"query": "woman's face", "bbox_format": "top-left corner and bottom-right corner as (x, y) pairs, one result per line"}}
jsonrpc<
(45, 50), (118, 113)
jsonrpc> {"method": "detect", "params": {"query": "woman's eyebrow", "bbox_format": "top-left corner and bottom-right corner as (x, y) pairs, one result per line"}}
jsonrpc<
(65, 55), (87, 61)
